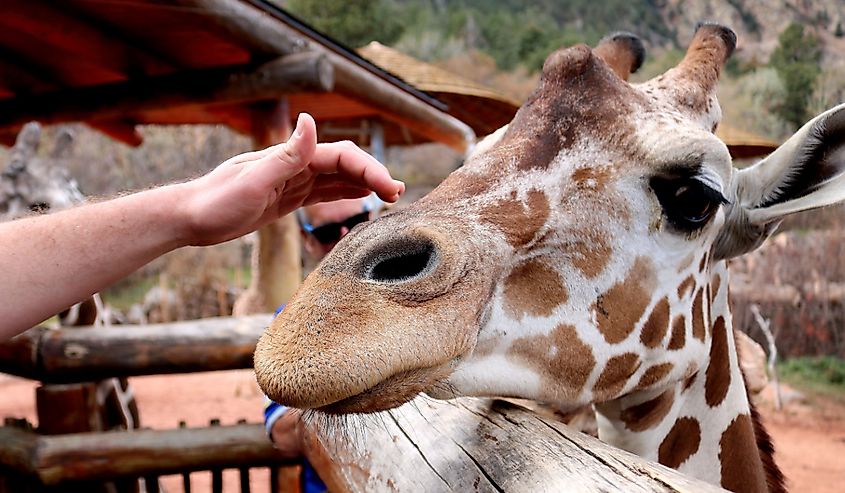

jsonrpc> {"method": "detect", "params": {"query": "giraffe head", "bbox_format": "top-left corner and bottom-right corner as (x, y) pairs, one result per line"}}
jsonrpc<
(0, 122), (83, 219)
(255, 24), (845, 419)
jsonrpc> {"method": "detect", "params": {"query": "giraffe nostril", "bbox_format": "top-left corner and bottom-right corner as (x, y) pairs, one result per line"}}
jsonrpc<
(363, 238), (438, 284)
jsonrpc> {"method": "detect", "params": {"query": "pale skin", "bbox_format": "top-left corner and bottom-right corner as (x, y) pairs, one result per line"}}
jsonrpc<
(0, 113), (404, 340)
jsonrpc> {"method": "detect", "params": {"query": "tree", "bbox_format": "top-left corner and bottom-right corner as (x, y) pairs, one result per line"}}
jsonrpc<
(286, 0), (404, 48)
(769, 23), (823, 129)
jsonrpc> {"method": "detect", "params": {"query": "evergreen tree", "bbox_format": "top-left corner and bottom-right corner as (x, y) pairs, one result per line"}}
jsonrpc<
(769, 23), (823, 129)
(286, 0), (404, 48)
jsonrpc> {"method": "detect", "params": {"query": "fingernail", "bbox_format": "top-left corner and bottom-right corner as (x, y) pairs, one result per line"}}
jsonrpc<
(294, 113), (306, 138)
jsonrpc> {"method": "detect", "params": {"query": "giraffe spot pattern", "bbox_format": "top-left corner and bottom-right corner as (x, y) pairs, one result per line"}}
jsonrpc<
(571, 166), (612, 192)
(508, 324), (596, 398)
(668, 314), (686, 350)
(691, 288), (706, 341)
(640, 297), (670, 348)
(719, 414), (769, 493)
(636, 362), (674, 389)
(710, 273), (722, 304)
(593, 257), (656, 344)
(682, 363), (698, 392)
(705, 315), (731, 407)
(658, 417), (701, 469)
(698, 252), (708, 273)
(676, 275), (695, 300)
(621, 389), (675, 432)
(570, 231), (613, 279)
(593, 352), (641, 400)
(503, 258), (569, 319)
(479, 189), (550, 247)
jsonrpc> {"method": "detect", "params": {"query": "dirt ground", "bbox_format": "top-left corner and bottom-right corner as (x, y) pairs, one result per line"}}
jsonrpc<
(0, 370), (843, 492)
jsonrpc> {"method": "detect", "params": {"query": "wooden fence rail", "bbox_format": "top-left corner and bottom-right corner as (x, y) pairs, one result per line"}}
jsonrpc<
(0, 315), (272, 383)
(0, 423), (296, 485)
(302, 397), (726, 492)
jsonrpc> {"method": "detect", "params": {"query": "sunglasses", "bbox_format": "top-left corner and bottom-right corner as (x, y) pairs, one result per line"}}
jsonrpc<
(303, 211), (371, 245)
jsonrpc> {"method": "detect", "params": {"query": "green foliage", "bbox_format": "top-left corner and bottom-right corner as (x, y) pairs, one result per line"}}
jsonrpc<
(285, 0), (405, 47)
(778, 356), (845, 390)
(769, 23), (823, 129)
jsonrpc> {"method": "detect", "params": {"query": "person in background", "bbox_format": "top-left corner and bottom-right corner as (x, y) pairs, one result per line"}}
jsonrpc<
(264, 195), (380, 493)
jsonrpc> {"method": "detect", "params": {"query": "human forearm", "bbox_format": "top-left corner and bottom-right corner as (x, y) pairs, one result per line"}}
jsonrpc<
(0, 184), (190, 338)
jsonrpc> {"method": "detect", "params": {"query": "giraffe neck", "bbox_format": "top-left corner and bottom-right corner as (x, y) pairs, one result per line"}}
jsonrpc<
(594, 262), (783, 492)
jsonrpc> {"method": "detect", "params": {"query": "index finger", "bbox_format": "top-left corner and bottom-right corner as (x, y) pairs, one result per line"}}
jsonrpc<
(308, 141), (405, 202)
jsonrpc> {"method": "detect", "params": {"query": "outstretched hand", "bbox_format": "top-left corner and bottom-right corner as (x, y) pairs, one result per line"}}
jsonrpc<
(179, 113), (404, 246)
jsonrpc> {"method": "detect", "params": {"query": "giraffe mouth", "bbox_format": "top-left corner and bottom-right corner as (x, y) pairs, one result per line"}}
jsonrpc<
(316, 363), (456, 414)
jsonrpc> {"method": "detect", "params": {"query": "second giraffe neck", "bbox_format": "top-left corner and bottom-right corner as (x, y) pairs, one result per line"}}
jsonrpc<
(594, 263), (778, 492)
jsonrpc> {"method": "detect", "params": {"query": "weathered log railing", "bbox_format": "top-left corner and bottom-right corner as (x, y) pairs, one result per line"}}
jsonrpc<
(0, 423), (295, 485)
(1, 315), (725, 491)
(0, 315), (270, 383)
(302, 397), (725, 492)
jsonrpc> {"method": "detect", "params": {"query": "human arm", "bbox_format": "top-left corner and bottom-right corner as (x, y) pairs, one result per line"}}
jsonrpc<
(0, 113), (404, 339)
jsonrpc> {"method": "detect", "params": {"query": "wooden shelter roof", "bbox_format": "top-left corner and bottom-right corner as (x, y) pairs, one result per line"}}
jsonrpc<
(358, 42), (520, 136)
(0, 0), (474, 150)
(715, 123), (780, 159)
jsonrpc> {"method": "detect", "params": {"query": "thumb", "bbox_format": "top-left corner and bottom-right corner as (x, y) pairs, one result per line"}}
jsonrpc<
(251, 113), (318, 183)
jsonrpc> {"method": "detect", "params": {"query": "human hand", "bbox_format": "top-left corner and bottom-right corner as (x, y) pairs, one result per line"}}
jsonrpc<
(178, 113), (405, 246)
(270, 408), (305, 458)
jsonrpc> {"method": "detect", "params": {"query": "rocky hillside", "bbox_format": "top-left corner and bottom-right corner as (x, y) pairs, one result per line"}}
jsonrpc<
(660, 0), (845, 63)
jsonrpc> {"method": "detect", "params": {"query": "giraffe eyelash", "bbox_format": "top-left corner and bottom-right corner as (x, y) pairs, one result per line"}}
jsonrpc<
(650, 175), (728, 233)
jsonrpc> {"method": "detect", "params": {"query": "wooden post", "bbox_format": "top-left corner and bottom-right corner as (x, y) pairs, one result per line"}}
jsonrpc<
(234, 99), (302, 314)
(35, 383), (103, 435)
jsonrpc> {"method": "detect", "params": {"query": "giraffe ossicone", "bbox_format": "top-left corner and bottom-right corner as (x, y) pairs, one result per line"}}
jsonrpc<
(256, 23), (845, 492)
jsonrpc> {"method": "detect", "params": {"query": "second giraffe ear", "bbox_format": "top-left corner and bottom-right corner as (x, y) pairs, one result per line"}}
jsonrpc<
(713, 103), (845, 260)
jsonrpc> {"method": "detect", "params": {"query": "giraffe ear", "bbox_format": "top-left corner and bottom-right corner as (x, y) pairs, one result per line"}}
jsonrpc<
(713, 103), (845, 260)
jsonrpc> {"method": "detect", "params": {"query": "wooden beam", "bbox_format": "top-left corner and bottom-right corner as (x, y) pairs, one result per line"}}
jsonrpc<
(179, 0), (475, 151)
(0, 52), (334, 130)
(0, 424), (298, 485)
(303, 397), (723, 492)
(0, 0), (169, 79)
(0, 315), (272, 383)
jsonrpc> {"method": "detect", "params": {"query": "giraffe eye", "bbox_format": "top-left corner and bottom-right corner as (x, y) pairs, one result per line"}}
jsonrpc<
(650, 177), (727, 232)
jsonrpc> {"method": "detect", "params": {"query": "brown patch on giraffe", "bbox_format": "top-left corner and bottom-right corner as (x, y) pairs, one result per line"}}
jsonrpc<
(571, 166), (612, 192)
(710, 273), (722, 303)
(640, 297), (670, 348)
(691, 288), (706, 341)
(705, 316), (731, 407)
(677, 253), (695, 273)
(592, 352), (641, 400)
(676, 275), (695, 300)
(508, 324), (596, 398)
(682, 363), (698, 392)
(719, 414), (769, 493)
(749, 399), (787, 493)
(621, 389), (675, 432)
(503, 258), (569, 320)
(698, 252), (708, 272)
(480, 189), (550, 247)
(570, 231), (613, 279)
(658, 417), (701, 469)
(592, 257), (656, 344)
(636, 362), (674, 389)
(668, 315), (686, 350)
(491, 43), (644, 173)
